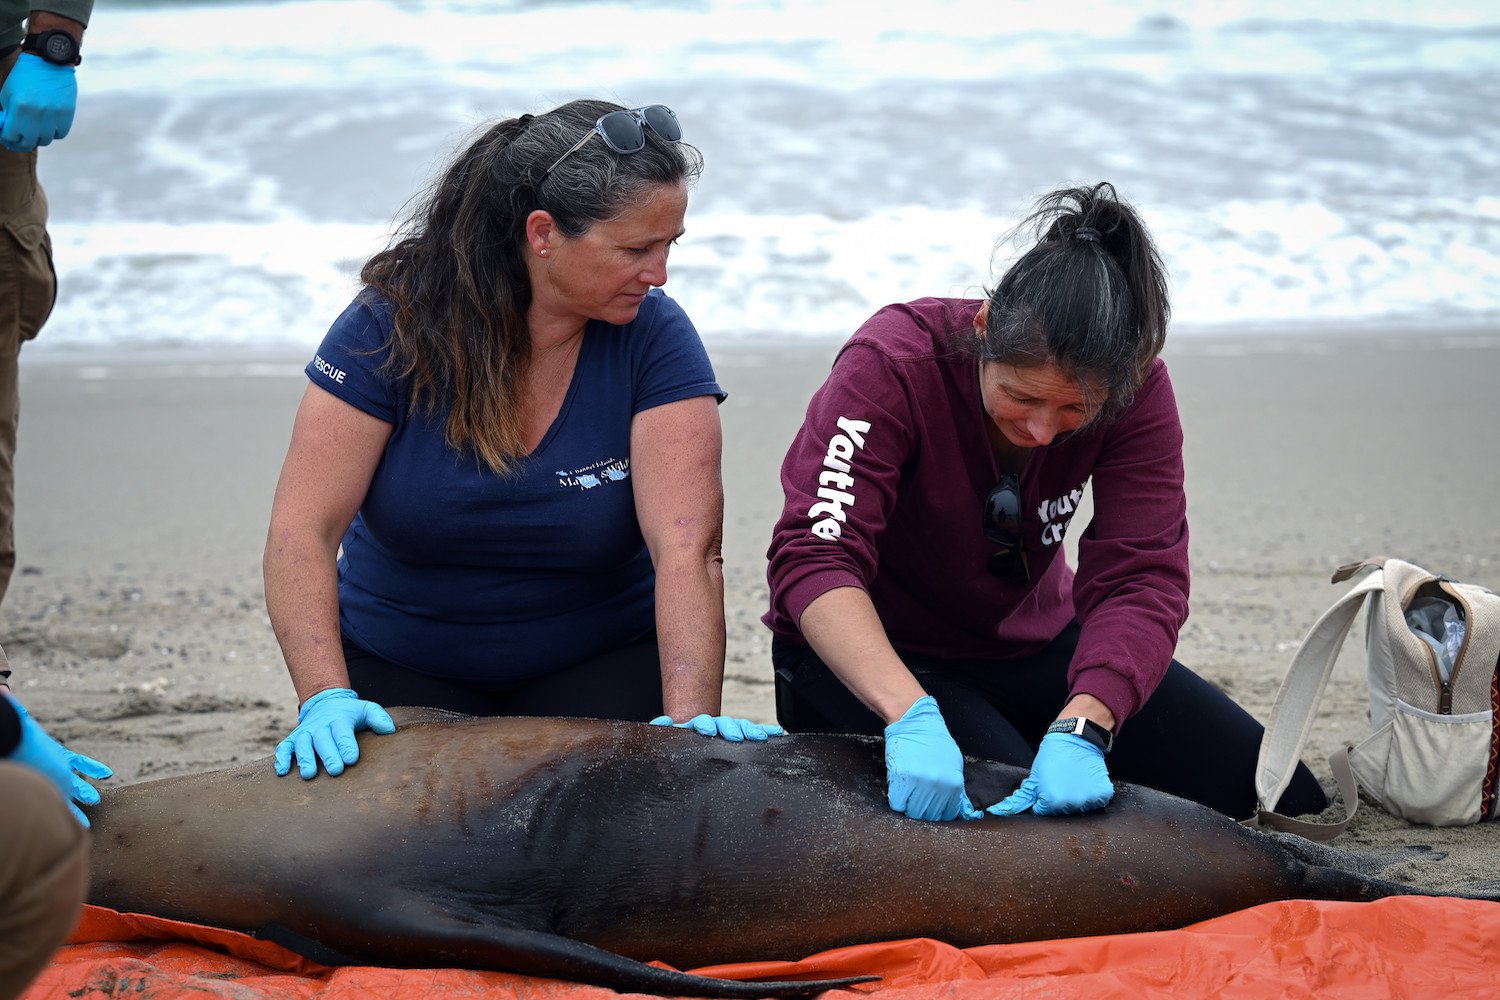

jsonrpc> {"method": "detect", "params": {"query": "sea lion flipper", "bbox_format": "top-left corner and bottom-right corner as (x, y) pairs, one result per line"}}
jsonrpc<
(460, 924), (877, 998)
(280, 905), (874, 999)
(372, 917), (876, 1000)
(254, 922), (359, 966)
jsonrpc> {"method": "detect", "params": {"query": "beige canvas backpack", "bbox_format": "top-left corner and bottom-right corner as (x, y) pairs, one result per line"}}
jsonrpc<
(1246, 557), (1500, 840)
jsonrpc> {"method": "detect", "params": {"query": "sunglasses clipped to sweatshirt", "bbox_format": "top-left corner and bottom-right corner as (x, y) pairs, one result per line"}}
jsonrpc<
(983, 473), (1030, 585)
(544, 105), (683, 178)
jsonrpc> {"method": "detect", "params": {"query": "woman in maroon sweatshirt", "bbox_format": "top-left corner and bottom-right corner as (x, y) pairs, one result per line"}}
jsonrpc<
(765, 183), (1326, 823)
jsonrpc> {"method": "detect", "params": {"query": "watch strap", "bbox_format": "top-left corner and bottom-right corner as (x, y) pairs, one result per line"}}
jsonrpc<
(21, 30), (82, 66)
(1046, 716), (1113, 754)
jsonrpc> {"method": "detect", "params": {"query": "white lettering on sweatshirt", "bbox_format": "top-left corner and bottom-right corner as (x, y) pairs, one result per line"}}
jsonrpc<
(808, 417), (871, 540)
(1036, 485), (1087, 546)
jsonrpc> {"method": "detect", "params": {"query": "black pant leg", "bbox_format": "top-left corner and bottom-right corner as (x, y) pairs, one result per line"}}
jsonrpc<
(342, 636), (513, 715)
(342, 635), (663, 722)
(773, 637), (1032, 762)
(772, 637), (885, 736)
(502, 638), (664, 722)
(1109, 659), (1329, 819)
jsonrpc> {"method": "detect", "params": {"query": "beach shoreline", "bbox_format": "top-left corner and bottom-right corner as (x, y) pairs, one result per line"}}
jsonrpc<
(6, 326), (1499, 891)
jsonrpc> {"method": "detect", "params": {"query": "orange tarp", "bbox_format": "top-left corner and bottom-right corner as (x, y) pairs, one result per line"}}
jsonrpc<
(23, 898), (1500, 999)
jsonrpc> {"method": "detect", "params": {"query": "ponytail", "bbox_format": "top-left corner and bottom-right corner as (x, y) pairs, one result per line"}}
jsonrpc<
(973, 182), (1170, 422)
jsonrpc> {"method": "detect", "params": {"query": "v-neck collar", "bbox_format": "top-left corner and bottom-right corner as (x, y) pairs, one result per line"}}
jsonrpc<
(526, 324), (592, 459)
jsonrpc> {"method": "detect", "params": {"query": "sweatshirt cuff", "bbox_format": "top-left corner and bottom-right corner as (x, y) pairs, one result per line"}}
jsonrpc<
(782, 568), (867, 628)
(1068, 663), (1141, 734)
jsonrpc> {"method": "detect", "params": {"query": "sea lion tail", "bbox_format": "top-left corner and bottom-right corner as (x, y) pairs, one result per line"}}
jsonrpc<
(1266, 833), (1500, 903)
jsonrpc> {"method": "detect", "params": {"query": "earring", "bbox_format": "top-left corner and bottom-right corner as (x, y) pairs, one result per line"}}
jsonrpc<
(539, 248), (549, 257)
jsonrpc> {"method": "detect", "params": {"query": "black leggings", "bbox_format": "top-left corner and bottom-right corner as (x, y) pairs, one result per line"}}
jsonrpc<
(772, 621), (1327, 820)
(342, 635), (665, 722)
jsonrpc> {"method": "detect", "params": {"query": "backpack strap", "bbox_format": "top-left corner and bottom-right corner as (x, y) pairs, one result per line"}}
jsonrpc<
(1241, 565), (1386, 840)
(1483, 648), (1500, 822)
(1250, 747), (1362, 840)
(1330, 556), (1387, 585)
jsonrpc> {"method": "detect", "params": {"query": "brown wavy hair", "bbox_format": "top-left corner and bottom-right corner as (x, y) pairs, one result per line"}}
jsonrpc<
(360, 99), (703, 474)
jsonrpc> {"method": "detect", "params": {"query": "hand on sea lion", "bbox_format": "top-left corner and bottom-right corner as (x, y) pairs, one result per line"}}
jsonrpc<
(883, 695), (983, 822)
(650, 714), (788, 742)
(274, 687), (397, 779)
(987, 732), (1114, 816)
(5, 693), (113, 827)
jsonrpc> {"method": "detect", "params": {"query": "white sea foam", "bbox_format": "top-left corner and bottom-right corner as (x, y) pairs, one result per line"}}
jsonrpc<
(40, 197), (1499, 350)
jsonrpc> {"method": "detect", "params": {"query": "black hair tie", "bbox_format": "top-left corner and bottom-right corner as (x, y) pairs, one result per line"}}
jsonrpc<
(1074, 226), (1101, 243)
(517, 114), (535, 131)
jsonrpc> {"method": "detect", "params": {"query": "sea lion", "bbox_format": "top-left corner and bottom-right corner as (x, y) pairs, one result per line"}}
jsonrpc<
(86, 709), (1480, 997)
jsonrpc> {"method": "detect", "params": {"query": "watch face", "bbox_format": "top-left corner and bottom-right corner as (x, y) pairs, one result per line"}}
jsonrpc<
(45, 35), (75, 62)
(42, 33), (77, 64)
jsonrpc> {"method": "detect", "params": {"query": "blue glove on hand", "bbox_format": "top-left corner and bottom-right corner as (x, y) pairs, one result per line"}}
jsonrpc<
(650, 714), (788, 742)
(0, 53), (78, 151)
(7, 695), (113, 827)
(884, 695), (981, 821)
(987, 732), (1114, 816)
(274, 687), (396, 780)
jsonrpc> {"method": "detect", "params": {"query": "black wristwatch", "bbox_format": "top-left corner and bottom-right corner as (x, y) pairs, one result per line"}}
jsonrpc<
(1046, 716), (1114, 754)
(22, 30), (82, 67)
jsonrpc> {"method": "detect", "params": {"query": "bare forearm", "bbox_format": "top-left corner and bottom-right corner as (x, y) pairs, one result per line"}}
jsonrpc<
(263, 531), (349, 705)
(1060, 693), (1116, 731)
(798, 587), (927, 725)
(27, 10), (86, 38)
(654, 550), (726, 719)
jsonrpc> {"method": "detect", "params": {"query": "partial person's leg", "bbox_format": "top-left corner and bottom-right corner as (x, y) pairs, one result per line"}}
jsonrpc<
(924, 621), (1326, 818)
(911, 666), (1036, 766)
(772, 638), (885, 736)
(772, 637), (1034, 756)
(341, 636), (512, 715)
(1108, 659), (1328, 819)
(501, 638), (663, 722)
(0, 145), (58, 608)
(0, 321), (18, 608)
(0, 763), (89, 1000)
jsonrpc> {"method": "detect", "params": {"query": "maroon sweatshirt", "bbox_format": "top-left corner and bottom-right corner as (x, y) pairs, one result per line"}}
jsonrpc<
(764, 298), (1190, 727)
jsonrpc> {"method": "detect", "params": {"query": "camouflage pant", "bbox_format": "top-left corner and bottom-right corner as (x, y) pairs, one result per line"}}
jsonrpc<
(0, 144), (58, 608)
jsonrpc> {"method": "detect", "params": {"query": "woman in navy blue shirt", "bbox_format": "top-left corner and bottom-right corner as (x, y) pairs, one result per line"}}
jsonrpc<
(265, 100), (780, 780)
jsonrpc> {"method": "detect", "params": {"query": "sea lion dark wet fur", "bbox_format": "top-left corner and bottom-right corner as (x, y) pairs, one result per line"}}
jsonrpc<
(86, 709), (1487, 997)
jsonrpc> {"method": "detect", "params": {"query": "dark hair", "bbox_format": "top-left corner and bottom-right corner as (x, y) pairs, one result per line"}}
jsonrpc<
(971, 182), (1170, 422)
(360, 99), (704, 474)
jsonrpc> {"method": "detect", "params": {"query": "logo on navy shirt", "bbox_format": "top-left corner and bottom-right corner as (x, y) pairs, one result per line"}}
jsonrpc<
(557, 458), (630, 490)
(312, 354), (347, 384)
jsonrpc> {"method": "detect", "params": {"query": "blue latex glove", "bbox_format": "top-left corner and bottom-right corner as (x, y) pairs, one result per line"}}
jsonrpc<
(884, 695), (982, 821)
(987, 732), (1114, 816)
(274, 687), (396, 780)
(6, 695), (113, 827)
(650, 714), (787, 742)
(0, 53), (78, 151)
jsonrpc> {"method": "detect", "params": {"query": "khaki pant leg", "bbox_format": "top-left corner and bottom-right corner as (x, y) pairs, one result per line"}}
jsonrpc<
(0, 143), (60, 609)
(0, 762), (89, 1000)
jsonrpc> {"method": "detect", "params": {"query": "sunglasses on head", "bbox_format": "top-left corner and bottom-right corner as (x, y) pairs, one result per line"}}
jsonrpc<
(982, 473), (1030, 585)
(543, 105), (683, 178)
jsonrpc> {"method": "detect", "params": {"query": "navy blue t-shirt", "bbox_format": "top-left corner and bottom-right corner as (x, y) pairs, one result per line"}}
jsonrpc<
(306, 288), (725, 682)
